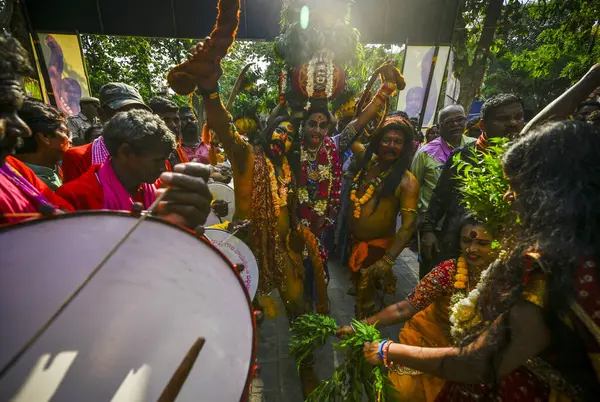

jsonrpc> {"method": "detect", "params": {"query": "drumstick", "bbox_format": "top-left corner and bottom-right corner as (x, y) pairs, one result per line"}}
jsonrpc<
(0, 190), (171, 380)
(221, 219), (251, 244)
(157, 337), (205, 402)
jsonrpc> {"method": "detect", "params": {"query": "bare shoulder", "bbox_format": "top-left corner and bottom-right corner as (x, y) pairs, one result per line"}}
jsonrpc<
(396, 171), (419, 197)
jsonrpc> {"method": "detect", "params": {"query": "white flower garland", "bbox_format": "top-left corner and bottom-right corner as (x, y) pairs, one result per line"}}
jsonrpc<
(306, 58), (315, 109)
(449, 265), (492, 342)
(325, 59), (334, 98)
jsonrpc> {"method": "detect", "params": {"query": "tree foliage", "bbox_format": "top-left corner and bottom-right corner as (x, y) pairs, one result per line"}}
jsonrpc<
(454, 0), (599, 114)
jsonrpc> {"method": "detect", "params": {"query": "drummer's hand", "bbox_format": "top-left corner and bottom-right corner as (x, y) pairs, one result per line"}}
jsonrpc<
(336, 325), (355, 339)
(227, 219), (251, 233)
(211, 199), (229, 218)
(157, 163), (212, 229)
(364, 341), (384, 366)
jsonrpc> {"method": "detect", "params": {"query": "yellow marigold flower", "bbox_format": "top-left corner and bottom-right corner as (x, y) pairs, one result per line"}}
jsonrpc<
(454, 281), (467, 289)
(457, 268), (468, 275)
(455, 274), (468, 282)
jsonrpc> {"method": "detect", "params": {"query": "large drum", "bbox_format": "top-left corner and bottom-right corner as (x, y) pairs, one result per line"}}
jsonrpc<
(0, 212), (255, 401)
(204, 229), (259, 300)
(206, 182), (235, 226)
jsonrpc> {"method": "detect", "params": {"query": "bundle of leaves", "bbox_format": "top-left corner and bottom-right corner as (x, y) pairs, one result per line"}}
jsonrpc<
(453, 137), (512, 238)
(289, 315), (396, 401)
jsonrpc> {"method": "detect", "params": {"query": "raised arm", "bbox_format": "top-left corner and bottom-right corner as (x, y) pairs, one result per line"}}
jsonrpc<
(338, 81), (397, 162)
(186, 38), (251, 168)
(522, 63), (600, 134)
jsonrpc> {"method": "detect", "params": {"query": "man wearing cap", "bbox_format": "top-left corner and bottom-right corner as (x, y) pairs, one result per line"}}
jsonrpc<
(67, 96), (101, 145)
(62, 83), (150, 183)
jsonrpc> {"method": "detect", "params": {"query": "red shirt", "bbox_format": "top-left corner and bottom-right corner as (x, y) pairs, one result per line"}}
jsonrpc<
(62, 143), (92, 183)
(56, 164), (162, 211)
(1, 157), (73, 225)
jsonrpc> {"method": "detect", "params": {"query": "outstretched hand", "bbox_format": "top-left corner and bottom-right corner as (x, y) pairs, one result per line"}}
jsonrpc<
(363, 341), (384, 366)
(189, 37), (223, 92)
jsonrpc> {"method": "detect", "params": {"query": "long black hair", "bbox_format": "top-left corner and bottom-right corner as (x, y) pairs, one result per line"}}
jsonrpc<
(473, 121), (600, 398)
(355, 117), (414, 210)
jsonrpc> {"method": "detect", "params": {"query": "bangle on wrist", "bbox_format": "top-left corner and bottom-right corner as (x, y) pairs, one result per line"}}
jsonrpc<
(378, 340), (389, 362)
(383, 340), (394, 368)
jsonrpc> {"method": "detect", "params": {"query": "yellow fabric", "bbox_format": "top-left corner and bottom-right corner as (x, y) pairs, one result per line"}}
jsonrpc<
(389, 295), (451, 401)
(348, 237), (394, 273)
(206, 221), (230, 231)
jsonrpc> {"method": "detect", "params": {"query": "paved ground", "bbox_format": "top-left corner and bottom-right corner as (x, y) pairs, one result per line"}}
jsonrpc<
(253, 248), (420, 402)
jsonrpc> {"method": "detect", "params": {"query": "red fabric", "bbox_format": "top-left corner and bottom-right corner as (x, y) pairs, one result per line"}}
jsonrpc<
(62, 143), (92, 183)
(407, 260), (456, 310)
(6, 156), (73, 211)
(0, 168), (39, 225)
(56, 164), (104, 210)
(56, 164), (162, 211)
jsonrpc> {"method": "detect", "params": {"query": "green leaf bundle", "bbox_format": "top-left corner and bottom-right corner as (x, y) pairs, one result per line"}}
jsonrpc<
(453, 138), (512, 236)
(289, 315), (397, 401)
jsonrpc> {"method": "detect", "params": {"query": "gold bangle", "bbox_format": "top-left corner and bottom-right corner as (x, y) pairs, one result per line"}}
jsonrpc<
(209, 92), (219, 100)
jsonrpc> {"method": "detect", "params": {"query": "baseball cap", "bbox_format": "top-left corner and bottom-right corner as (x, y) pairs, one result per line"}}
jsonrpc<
(80, 96), (100, 104)
(99, 83), (150, 111)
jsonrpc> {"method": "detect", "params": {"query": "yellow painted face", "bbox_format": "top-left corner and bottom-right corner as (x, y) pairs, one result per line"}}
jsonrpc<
(234, 117), (258, 134)
(270, 120), (294, 157)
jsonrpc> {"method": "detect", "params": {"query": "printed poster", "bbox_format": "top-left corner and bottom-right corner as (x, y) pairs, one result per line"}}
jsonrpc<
(37, 33), (90, 116)
(422, 46), (450, 127)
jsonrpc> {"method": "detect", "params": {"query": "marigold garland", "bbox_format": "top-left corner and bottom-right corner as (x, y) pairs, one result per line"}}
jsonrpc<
(350, 156), (391, 219)
(454, 256), (469, 289)
(265, 156), (292, 216)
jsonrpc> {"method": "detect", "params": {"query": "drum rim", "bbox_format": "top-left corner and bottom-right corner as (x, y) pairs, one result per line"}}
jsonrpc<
(0, 210), (257, 401)
(208, 182), (234, 191)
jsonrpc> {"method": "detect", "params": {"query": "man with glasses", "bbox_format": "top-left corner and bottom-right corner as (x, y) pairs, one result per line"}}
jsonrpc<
(419, 94), (525, 277)
(411, 105), (475, 276)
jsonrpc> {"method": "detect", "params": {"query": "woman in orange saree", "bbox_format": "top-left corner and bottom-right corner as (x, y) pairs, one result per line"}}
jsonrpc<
(338, 215), (496, 401)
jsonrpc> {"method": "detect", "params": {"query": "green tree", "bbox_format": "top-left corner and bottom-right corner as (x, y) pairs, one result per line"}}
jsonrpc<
(452, 0), (507, 110)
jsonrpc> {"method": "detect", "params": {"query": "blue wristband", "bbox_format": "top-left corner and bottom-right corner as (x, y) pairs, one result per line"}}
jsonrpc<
(378, 340), (388, 361)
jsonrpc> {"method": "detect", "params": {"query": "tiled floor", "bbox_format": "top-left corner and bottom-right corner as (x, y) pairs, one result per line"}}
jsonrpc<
(252, 249), (420, 401)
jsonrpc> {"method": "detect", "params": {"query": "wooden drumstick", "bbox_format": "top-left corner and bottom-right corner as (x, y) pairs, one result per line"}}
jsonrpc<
(157, 337), (206, 402)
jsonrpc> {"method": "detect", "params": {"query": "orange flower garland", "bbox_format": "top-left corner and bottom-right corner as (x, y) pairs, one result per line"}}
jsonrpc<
(454, 256), (469, 289)
(265, 157), (292, 216)
(350, 157), (392, 219)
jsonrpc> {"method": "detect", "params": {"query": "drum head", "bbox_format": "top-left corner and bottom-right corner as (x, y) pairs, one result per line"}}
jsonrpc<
(204, 229), (259, 300)
(208, 182), (235, 223)
(0, 212), (254, 401)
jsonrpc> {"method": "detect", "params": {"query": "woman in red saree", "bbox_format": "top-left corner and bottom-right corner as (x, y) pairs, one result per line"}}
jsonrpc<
(361, 121), (600, 401)
(338, 215), (496, 401)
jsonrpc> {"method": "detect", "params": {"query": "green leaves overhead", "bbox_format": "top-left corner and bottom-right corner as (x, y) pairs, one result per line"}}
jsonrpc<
(453, 138), (511, 234)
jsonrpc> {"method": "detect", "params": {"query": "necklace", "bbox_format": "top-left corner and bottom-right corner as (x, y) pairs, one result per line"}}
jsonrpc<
(298, 137), (341, 222)
(350, 156), (391, 219)
(265, 157), (292, 217)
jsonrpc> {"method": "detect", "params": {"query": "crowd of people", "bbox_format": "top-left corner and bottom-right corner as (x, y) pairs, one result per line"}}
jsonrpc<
(2, 26), (600, 402)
